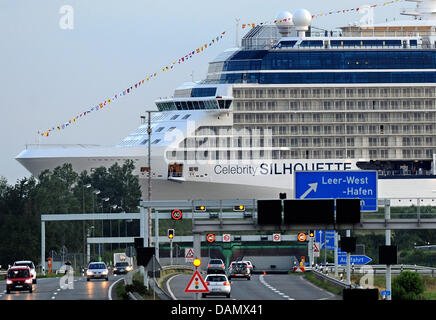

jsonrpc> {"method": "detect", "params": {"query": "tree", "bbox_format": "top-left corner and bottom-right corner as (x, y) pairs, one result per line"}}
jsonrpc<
(392, 270), (425, 300)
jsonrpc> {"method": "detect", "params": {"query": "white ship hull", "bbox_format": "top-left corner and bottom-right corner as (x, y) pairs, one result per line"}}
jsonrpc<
(16, 146), (436, 206)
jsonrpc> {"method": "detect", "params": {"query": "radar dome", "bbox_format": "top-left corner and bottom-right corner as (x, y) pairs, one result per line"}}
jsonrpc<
(275, 11), (293, 37)
(293, 8), (312, 28)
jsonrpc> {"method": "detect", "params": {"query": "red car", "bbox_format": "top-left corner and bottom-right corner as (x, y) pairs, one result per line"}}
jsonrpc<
(6, 266), (33, 293)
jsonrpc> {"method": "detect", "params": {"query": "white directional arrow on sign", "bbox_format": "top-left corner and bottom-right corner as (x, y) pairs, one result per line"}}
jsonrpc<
(299, 182), (318, 199)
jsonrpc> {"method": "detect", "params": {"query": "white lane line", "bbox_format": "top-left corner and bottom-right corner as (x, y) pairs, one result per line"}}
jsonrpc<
(166, 274), (183, 300)
(108, 276), (125, 300)
(259, 275), (294, 300)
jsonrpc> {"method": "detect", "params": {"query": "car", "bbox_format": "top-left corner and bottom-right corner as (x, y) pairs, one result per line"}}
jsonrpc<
(13, 260), (37, 284)
(6, 266), (33, 293)
(207, 259), (225, 274)
(228, 261), (251, 280)
(242, 260), (254, 271)
(86, 262), (109, 281)
(202, 274), (231, 298)
(113, 261), (133, 275)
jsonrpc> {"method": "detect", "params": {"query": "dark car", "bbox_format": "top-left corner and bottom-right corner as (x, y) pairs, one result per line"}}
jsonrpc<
(113, 262), (132, 275)
(6, 266), (33, 293)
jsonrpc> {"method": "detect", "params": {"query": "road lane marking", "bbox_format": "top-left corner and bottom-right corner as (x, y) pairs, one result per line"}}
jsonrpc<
(108, 276), (125, 300)
(259, 275), (294, 300)
(166, 274), (183, 300)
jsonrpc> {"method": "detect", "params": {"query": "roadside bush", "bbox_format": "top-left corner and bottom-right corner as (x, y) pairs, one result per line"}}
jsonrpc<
(392, 271), (425, 300)
(125, 279), (148, 295)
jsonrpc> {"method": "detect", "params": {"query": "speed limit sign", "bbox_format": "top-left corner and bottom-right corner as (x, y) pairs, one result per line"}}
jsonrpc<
(171, 209), (183, 220)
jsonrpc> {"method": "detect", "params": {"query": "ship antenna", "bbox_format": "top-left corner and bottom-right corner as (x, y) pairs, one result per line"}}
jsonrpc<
(235, 18), (240, 47)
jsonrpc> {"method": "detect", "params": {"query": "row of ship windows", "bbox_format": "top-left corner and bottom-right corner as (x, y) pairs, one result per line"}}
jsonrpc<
(233, 113), (436, 123)
(233, 87), (436, 99)
(193, 125), (436, 136)
(179, 136), (435, 148)
(166, 149), (434, 160)
(233, 100), (435, 112)
(206, 71), (436, 84)
(221, 50), (436, 71)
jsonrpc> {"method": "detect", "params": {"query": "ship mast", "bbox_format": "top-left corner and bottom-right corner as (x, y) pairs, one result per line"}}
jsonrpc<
(401, 0), (436, 20)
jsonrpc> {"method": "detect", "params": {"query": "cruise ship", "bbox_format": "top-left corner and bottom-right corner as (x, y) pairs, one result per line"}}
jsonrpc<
(16, 0), (436, 203)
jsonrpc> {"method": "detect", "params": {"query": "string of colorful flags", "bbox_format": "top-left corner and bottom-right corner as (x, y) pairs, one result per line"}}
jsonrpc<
(40, 0), (404, 137)
(242, 0), (403, 29)
(39, 31), (227, 137)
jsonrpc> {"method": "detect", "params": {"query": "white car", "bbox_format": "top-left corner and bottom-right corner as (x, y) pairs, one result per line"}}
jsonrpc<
(202, 274), (231, 298)
(13, 261), (37, 284)
(86, 262), (109, 281)
(242, 260), (254, 271)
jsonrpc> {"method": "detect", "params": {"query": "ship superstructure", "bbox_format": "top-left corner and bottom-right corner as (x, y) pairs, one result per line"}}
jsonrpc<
(16, 1), (436, 201)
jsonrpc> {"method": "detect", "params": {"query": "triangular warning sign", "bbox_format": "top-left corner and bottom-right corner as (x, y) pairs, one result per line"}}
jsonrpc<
(185, 248), (194, 258)
(184, 270), (210, 293)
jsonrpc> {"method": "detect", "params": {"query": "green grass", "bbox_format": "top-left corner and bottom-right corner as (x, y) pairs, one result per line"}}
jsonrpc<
(302, 272), (343, 296)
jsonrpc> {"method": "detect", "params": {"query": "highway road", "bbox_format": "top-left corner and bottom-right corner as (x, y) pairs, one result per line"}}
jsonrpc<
(0, 274), (124, 300)
(165, 273), (341, 300)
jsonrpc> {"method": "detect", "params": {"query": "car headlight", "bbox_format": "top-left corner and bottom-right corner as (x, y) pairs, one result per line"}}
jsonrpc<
(25, 279), (33, 284)
(86, 270), (94, 276)
(102, 270), (108, 275)
(6, 280), (12, 285)
(126, 266), (132, 271)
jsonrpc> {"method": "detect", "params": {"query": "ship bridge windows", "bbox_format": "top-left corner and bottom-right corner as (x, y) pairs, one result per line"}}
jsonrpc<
(191, 87), (217, 97)
(299, 40), (323, 48)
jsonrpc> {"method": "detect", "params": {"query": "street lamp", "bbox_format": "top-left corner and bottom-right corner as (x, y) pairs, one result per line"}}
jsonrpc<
(92, 189), (101, 213)
(143, 110), (159, 247)
(82, 183), (91, 268)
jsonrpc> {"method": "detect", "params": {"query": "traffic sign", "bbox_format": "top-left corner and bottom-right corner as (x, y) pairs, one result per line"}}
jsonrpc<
(171, 209), (183, 220)
(273, 233), (281, 242)
(315, 230), (335, 250)
(184, 270), (210, 293)
(223, 234), (231, 242)
(313, 242), (320, 257)
(185, 248), (194, 262)
(297, 232), (307, 242)
(294, 171), (378, 211)
(381, 290), (391, 297)
(206, 233), (216, 243)
(337, 254), (372, 265)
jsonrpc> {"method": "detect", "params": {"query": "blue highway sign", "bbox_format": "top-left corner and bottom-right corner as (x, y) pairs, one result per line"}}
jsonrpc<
(315, 230), (335, 250)
(337, 254), (372, 265)
(294, 171), (378, 212)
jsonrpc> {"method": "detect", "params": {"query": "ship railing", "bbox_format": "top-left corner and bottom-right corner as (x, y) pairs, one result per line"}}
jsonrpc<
(25, 144), (102, 149)
(377, 169), (434, 177)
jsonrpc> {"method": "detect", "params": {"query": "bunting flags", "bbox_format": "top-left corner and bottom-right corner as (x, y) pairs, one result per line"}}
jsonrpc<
(39, 31), (227, 137)
(241, 0), (402, 29)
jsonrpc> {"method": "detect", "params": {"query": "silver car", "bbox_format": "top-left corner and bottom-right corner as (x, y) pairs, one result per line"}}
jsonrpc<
(202, 274), (231, 298)
(86, 262), (109, 281)
(207, 259), (225, 274)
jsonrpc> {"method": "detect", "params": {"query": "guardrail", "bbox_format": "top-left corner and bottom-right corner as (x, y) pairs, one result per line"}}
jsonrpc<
(321, 264), (436, 277)
(311, 268), (356, 290)
(310, 264), (436, 292)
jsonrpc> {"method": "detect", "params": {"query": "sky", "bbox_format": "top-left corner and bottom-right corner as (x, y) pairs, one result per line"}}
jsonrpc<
(0, 0), (413, 184)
